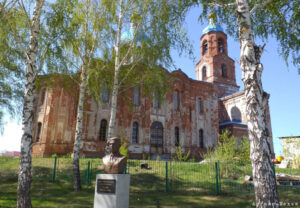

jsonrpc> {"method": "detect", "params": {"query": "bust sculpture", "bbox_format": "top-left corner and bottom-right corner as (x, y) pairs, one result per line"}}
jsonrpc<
(102, 137), (127, 174)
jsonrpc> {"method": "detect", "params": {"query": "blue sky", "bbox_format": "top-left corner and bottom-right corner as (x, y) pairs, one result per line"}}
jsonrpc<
(0, 6), (299, 156)
(171, 6), (300, 156)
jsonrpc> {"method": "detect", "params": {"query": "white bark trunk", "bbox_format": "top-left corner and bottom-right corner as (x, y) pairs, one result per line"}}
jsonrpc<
(107, 0), (124, 152)
(17, 0), (44, 207)
(72, 65), (87, 191)
(236, 0), (279, 207)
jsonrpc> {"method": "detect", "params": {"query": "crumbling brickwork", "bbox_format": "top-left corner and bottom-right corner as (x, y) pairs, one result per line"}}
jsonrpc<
(32, 25), (274, 159)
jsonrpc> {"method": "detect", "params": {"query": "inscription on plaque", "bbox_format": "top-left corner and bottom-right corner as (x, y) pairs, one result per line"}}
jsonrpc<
(97, 179), (116, 194)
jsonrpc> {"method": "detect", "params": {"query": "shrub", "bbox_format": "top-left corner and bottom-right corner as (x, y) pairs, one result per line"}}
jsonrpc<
(202, 129), (250, 163)
(173, 146), (190, 161)
(119, 137), (129, 158)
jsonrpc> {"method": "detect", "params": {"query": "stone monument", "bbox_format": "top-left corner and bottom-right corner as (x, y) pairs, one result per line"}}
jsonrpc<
(94, 137), (130, 208)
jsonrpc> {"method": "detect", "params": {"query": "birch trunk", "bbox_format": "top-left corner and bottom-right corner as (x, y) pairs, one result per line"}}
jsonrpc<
(236, 0), (279, 207)
(72, 65), (87, 191)
(107, 0), (124, 152)
(17, 0), (44, 207)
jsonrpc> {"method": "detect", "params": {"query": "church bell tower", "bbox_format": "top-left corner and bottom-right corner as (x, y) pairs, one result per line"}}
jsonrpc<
(196, 18), (239, 97)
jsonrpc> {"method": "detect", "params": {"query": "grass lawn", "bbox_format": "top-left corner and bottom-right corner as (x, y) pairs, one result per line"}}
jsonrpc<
(0, 177), (255, 208)
(1, 157), (299, 208)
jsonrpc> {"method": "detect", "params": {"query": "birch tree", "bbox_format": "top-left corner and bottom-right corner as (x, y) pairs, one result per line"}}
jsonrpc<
(101, 0), (192, 146)
(193, 0), (299, 207)
(46, 0), (108, 191)
(0, 0), (46, 207)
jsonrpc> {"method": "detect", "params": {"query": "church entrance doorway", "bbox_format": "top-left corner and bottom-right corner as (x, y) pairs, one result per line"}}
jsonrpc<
(150, 121), (163, 154)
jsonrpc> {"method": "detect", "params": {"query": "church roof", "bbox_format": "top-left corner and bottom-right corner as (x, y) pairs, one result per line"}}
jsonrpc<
(121, 26), (148, 43)
(202, 18), (224, 35)
(219, 120), (247, 126)
(202, 23), (224, 35)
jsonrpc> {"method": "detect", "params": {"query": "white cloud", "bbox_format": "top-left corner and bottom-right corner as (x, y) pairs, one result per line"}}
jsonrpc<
(0, 122), (22, 152)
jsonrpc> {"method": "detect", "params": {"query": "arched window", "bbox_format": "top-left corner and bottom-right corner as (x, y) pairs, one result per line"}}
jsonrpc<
(173, 91), (179, 110)
(231, 106), (242, 122)
(150, 122), (163, 146)
(132, 122), (138, 143)
(199, 129), (204, 148)
(36, 122), (42, 142)
(133, 86), (139, 105)
(221, 64), (227, 77)
(154, 90), (160, 108)
(202, 40), (208, 55)
(202, 66), (207, 80)
(175, 127), (179, 146)
(99, 119), (107, 141)
(198, 98), (203, 113)
(102, 85), (109, 102)
(218, 38), (224, 53)
(40, 90), (46, 105)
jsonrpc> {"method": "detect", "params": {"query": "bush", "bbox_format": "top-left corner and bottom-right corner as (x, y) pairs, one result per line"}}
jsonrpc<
(173, 146), (190, 161)
(119, 137), (129, 158)
(202, 129), (250, 163)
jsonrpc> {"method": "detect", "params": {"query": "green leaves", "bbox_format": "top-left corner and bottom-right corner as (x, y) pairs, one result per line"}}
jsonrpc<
(203, 129), (250, 163)
(197, 0), (299, 69)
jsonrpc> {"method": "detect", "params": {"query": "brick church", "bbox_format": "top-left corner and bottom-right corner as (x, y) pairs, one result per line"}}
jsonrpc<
(32, 21), (274, 159)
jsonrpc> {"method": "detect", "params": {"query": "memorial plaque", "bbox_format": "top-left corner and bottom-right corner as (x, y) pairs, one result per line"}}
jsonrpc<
(97, 179), (116, 194)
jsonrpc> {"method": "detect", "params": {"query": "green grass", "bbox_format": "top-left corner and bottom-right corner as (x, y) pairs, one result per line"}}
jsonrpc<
(1, 157), (300, 208)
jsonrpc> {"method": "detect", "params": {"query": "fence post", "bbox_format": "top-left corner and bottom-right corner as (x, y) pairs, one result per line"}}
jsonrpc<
(52, 156), (57, 183)
(165, 161), (168, 192)
(124, 162), (127, 174)
(215, 162), (219, 195)
(86, 161), (90, 186)
(90, 161), (93, 184)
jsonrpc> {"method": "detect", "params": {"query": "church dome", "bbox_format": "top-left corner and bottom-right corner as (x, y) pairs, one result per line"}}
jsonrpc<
(121, 28), (134, 42)
(202, 23), (224, 35)
(121, 24), (148, 43)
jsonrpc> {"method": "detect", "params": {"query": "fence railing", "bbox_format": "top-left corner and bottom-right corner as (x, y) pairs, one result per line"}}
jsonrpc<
(1, 157), (299, 196)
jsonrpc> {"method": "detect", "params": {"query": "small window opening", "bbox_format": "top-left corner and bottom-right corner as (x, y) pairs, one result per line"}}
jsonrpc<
(199, 129), (204, 148)
(132, 122), (138, 143)
(202, 40), (208, 55)
(36, 122), (42, 142)
(175, 127), (180, 146)
(218, 38), (224, 53)
(99, 119), (107, 141)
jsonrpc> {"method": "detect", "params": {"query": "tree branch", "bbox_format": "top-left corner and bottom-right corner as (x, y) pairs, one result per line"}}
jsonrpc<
(118, 21), (142, 67)
(250, 0), (273, 15)
(6, 14), (28, 59)
(209, 0), (236, 8)
(118, 56), (143, 87)
(18, 0), (32, 31)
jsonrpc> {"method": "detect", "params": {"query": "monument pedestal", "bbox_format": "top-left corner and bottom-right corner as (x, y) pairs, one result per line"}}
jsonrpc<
(94, 174), (130, 208)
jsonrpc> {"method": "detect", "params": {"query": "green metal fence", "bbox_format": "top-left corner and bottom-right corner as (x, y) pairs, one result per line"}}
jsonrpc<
(1, 157), (299, 197)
